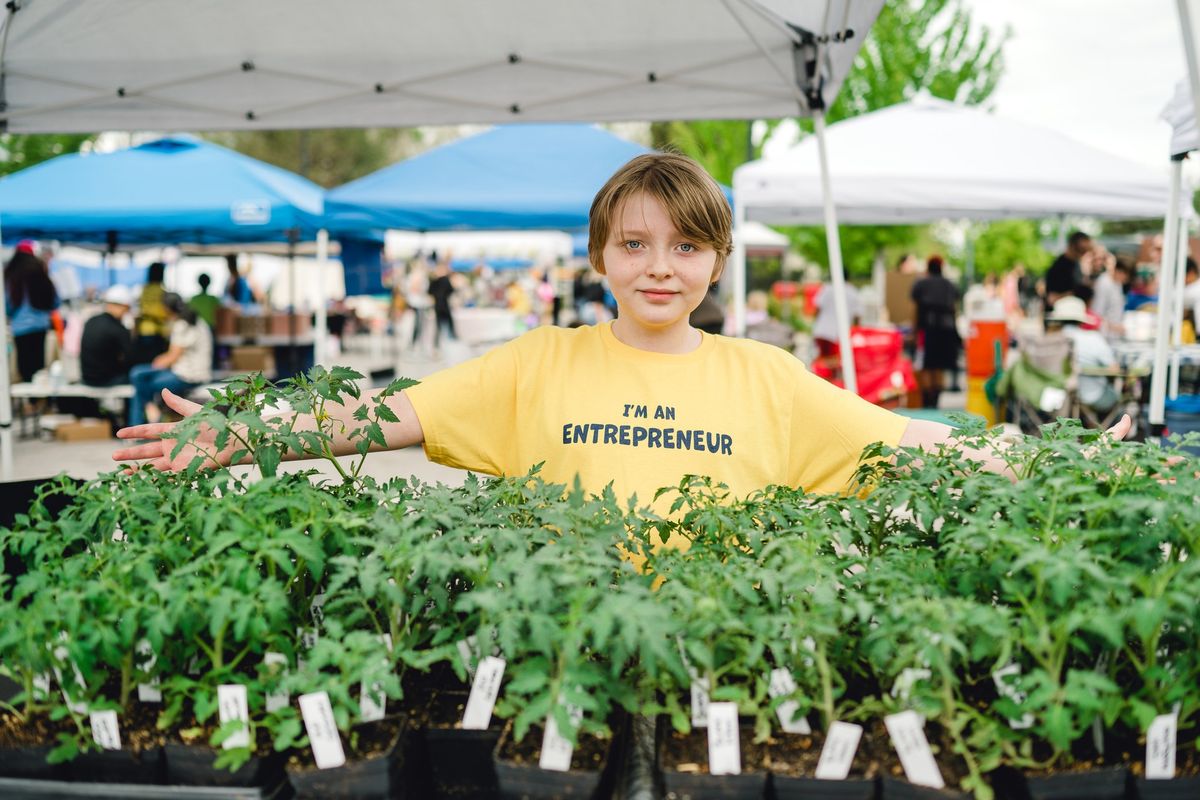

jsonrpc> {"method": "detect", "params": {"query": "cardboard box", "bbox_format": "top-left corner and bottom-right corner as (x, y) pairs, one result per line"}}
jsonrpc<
(268, 313), (313, 337)
(215, 306), (239, 337)
(884, 272), (919, 327)
(56, 418), (113, 442)
(237, 314), (268, 338)
(230, 345), (275, 374)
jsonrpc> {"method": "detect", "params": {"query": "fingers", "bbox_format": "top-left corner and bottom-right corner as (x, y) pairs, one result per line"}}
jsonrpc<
(112, 441), (166, 462)
(1105, 414), (1132, 441)
(161, 388), (202, 417)
(116, 422), (175, 441)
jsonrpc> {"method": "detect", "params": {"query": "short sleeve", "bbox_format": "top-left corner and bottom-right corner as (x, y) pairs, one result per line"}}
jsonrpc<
(404, 340), (521, 476)
(170, 320), (197, 349)
(787, 365), (908, 494)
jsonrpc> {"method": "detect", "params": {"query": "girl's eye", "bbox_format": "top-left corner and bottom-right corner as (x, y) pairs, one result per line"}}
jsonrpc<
(679, 243), (695, 253)
(624, 240), (643, 250)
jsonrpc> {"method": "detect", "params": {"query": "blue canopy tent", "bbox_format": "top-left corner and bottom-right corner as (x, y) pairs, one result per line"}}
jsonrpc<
(326, 124), (656, 232)
(0, 136), (326, 246)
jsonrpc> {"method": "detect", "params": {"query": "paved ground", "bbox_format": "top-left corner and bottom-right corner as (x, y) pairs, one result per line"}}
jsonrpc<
(5, 336), (965, 485)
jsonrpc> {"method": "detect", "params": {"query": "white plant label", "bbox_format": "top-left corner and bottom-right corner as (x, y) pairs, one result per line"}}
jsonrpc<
(310, 593), (326, 627)
(539, 704), (584, 772)
(461, 655), (505, 730)
(991, 664), (1033, 729)
(359, 634), (393, 723)
(136, 640), (161, 703)
(706, 701), (742, 776)
(1145, 712), (1178, 780)
(90, 710), (121, 750)
(264, 652), (289, 713)
(218, 684), (251, 750)
(297, 627), (319, 670)
(299, 691), (346, 770)
(890, 668), (932, 705)
(33, 672), (51, 701)
(111, 524), (126, 542)
(690, 677), (711, 728)
(814, 721), (863, 780)
(768, 668), (812, 734)
(885, 711), (945, 789)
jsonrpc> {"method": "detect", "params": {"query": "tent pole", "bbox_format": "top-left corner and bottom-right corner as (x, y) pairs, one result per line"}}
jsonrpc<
(315, 230), (329, 367)
(814, 112), (857, 395)
(0, 219), (13, 480)
(732, 195), (747, 337)
(1177, 0), (1200, 140)
(1149, 157), (1184, 430)
(1170, 209), (1190, 399)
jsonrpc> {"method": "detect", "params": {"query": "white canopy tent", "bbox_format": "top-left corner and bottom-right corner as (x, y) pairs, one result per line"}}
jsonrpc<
(735, 95), (1170, 224)
(733, 95), (1171, 399)
(0, 0), (883, 479)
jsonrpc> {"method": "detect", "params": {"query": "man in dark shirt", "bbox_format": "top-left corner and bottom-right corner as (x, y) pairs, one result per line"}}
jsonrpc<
(1045, 231), (1093, 305)
(81, 285), (134, 386)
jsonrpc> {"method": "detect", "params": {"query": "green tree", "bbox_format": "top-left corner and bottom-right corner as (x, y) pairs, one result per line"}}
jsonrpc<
(203, 128), (428, 188)
(0, 133), (95, 177)
(651, 0), (1008, 279)
(972, 219), (1051, 277)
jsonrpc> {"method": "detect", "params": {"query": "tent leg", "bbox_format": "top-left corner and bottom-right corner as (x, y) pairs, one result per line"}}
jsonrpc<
(732, 199), (747, 337)
(0, 218), (12, 480)
(1149, 157), (1184, 429)
(1170, 211), (1190, 400)
(815, 112), (857, 395)
(315, 230), (329, 367)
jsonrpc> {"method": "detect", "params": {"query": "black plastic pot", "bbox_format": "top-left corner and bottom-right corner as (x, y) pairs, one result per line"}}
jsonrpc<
(286, 718), (409, 800)
(164, 743), (284, 788)
(421, 689), (502, 797)
(1020, 767), (1130, 800)
(771, 774), (879, 800)
(879, 775), (970, 800)
(0, 743), (63, 781)
(659, 725), (768, 800)
(492, 716), (627, 800)
(64, 745), (166, 784)
(1132, 775), (1200, 800)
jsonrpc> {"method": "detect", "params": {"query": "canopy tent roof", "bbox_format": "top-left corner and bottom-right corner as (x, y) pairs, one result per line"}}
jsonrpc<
(1164, 79), (1199, 157)
(326, 124), (653, 231)
(734, 95), (1171, 225)
(0, 136), (327, 246)
(0, 0), (881, 134)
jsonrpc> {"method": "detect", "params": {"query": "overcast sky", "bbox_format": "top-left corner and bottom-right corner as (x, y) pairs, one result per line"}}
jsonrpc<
(964, 0), (1184, 169)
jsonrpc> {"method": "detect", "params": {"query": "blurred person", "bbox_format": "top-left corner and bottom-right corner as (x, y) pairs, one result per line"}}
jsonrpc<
(1045, 296), (1118, 412)
(1092, 257), (1132, 336)
(224, 254), (255, 305)
(134, 261), (170, 365)
(1125, 268), (1159, 311)
(911, 255), (960, 409)
(428, 259), (457, 353)
(128, 292), (212, 427)
(1182, 258), (1200, 340)
(4, 245), (59, 381)
(81, 285), (134, 387)
(404, 257), (432, 349)
(811, 280), (862, 359)
(1045, 231), (1093, 306)
(188, 273), (220, 328)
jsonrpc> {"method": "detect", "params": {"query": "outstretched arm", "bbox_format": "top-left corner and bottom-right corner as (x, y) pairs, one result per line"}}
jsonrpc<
(112, 386), (426, 472)
(896, 414), (1133, 481)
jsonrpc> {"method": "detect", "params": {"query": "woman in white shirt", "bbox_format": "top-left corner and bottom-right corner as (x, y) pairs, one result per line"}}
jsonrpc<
(127, 292), (212, 427)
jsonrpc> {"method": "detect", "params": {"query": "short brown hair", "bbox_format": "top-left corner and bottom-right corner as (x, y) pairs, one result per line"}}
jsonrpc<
(588, 153), (732, 283)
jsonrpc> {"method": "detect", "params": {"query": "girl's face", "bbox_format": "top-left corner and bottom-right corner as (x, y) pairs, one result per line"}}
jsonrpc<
(601, 191), (718, 347)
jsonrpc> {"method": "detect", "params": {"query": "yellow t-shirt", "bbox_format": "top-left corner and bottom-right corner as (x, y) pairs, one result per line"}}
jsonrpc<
(406, 322), (908, 510)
